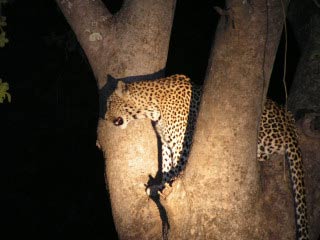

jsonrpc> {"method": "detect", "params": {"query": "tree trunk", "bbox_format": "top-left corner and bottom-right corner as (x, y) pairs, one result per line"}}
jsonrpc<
(287, 2), (320, 239)
(287, 0), (320, 116)
(163, 0), (293, 239)
(56, 0), (176, 239)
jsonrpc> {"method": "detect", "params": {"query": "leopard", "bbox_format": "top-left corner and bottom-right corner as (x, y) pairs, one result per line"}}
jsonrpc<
(104, 74), (308, 240)
(258, 99), (308, 240)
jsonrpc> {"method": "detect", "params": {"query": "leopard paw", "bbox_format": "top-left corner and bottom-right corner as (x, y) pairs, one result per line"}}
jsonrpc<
(159, 183), (173, 199)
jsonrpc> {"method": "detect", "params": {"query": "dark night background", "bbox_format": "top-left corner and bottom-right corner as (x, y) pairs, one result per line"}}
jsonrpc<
(1, 0), (299, 239)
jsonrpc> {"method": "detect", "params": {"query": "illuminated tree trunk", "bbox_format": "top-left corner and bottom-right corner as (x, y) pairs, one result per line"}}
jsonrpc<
(163, 0), (297, 239)
(56, 0), (176, 239)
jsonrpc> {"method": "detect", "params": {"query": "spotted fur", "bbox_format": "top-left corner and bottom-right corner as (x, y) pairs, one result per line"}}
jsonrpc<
(258, 99), (308, 240)
(105, 75), (201, 193)
(105, 74), (308, 240)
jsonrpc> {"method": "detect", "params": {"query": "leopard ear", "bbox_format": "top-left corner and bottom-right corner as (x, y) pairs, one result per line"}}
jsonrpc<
(115, 81), (129, 99)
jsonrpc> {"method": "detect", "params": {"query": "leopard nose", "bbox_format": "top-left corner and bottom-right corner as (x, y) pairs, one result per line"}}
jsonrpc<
(113, 117), (124, 126)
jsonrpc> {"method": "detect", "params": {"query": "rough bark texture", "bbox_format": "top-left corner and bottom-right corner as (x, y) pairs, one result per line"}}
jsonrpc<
(57, 0), (176, 239)
(287, 1), (320, 239)
(287, 0), (320, 116)
(296, 119), (320, 240)
(161, 0), (291, 239)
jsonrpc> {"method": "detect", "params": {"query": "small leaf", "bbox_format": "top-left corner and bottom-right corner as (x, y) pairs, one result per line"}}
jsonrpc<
(0, 80), (11, 103)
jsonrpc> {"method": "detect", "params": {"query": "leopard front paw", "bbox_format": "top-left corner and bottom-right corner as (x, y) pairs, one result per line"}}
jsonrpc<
(160, 183), (173, 199)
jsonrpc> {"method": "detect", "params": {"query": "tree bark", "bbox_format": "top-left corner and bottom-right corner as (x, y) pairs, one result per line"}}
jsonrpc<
(287, 2), (320, 239)
(57, 0), (176, 239)
(287, 0), (320, 116)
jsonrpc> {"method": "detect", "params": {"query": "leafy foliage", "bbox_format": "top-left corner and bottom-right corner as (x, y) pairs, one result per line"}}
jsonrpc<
(0, 1), (10, 103)
(0, 79), (11, 103)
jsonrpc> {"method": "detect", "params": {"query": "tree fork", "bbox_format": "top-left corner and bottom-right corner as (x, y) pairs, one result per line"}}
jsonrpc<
(57, 0), (176, 239)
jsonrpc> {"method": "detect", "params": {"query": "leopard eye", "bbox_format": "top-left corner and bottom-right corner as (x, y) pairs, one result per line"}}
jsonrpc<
(113, 117), (124, 126)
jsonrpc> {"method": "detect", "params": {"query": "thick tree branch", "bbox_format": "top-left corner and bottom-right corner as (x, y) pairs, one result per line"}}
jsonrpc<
(296, 119), (320, 240)
(56, 0), (112, 87)
(56, 0), (176, 89)
(57, 1), (176, 239)
(96, 1), (176, 239)
(164, 0), (292, 239)
(287, 6), (320, 238)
